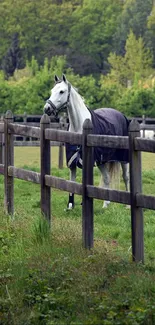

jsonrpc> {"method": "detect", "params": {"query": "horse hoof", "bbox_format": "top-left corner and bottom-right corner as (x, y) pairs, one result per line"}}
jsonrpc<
(64, 203), (74, 211)
(68, 203), (73, 209)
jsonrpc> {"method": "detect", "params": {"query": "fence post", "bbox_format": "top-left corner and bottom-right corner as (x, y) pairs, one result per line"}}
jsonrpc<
(82, 119), (94, 249)
(40, 114), (51, 224)
(23, 112), (27, 141)
(0, 115), (4, 164)
(129, 119), (144, 263)
(4, 110), (14, 215)
(142, 114), (145, 138)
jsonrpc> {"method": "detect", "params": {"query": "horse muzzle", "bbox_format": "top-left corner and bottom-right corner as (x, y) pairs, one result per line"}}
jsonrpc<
(44, 103), (53, 116)
(44, 99), (57, 116)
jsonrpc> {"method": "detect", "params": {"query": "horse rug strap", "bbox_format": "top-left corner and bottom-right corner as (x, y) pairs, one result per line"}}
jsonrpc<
(65, 143), (83, 169)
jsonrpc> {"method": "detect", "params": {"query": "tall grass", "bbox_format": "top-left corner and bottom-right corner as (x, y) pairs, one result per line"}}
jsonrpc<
(0, 149), (155, 324)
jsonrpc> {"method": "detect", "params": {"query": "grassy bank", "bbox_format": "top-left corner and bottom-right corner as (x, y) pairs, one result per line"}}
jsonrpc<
(0, 148), (155, 324)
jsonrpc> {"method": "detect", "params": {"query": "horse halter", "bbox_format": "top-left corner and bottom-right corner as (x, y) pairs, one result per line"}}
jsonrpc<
(45, 81), (71, 117)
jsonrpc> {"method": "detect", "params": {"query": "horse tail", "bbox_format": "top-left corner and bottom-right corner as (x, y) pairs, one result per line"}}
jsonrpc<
(109, 162), (120, 190)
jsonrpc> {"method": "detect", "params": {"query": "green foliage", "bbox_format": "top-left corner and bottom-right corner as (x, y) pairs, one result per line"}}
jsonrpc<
(27, 56), (39, 76)
(115, 86), (155, 117)
(0, 24), (155, 118)
(0, 0), (79, 70)
(0, 178), (155, 324)
(0, 79), (12, 114)
(114, 0), (152, 55)
(0, 0), (124, 75)
(2, 32), (24, 79)
(108, 31), (153, 86)
(69, 0), (122, 72)
(1, 56), (155, 117)
(125, 31), (153, 80)
(0, 57), (103, 114)
(32, 215), (51, 245)
(0, 56), (67, 114)
(99, 77), (123, 109)
(0, 0), (155, 77)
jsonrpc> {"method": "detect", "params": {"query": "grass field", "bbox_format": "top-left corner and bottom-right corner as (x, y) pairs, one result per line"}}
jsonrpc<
(14, 146), (155, 171)
(1, 147), (155, 324)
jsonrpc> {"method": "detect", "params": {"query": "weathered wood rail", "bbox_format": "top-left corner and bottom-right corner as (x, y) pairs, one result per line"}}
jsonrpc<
(0, 113), (154, 169)
(0, 114), (68, 169)
(1, 113), (155, 146)
(0, 111), (155, 263)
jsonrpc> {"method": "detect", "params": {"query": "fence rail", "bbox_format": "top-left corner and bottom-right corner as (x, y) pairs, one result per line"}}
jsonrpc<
(0, 111), (155, 263)
(1, 113), (155, 142)
(0, 113), (154, 169)
(0, 116), (67, 168)
(1, 113), (154, 124)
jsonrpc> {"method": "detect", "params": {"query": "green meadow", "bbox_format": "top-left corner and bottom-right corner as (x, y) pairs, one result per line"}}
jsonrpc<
(0, 147), (155, 325)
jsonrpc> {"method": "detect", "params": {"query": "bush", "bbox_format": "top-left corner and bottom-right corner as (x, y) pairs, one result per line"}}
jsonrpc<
(99, 81), (123, 110)
(116, 87), (155, 117)
(0, 79), (12, 115)
(0, 55), (155, 118)
(0, 56), (68, 115)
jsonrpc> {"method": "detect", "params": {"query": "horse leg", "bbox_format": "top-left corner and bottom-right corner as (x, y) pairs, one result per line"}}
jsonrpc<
(121, 162), (129, 192)
(121, 162), (130, 208)
(98, 162), (121, 208)
(98, 163), (111, 208)
(67, 166), (76, 209)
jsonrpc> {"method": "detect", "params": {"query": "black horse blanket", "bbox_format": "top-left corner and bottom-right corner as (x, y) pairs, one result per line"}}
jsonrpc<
(66, 108), (129, 169)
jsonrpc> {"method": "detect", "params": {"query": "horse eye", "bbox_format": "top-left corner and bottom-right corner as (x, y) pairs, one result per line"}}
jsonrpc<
(60, 90), (64, 94)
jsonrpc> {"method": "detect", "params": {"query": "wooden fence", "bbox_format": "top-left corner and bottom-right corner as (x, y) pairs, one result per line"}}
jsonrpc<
(0, 113), (154, 168)
(0, 110), (155, 263)
(0, 113), (68, 169)
(1, 113), (155, 143)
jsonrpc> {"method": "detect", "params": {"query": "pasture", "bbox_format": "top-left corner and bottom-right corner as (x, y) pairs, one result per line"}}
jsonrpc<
(1, 147), (155, 324)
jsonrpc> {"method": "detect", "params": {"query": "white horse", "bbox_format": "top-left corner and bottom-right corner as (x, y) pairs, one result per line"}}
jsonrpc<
(44, 75), (130, 209)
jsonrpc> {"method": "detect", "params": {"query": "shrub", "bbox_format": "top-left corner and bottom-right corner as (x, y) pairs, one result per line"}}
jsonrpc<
(116, 87), (155, 117)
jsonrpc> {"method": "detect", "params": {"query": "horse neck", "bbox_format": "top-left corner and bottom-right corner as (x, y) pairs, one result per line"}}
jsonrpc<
(67, 87), (91, 133)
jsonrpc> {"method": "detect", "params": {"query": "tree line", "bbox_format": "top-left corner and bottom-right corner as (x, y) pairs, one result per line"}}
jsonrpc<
(0, 0), (155, 117)
(1, 0), (154, 76)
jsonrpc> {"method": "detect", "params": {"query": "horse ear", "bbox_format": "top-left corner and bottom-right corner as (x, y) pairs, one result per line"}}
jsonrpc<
(55, 75), (60, 82)
(62, 74), (67, 83)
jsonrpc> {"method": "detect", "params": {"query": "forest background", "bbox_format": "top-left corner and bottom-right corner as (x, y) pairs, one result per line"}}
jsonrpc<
(0, 0), (155, 118)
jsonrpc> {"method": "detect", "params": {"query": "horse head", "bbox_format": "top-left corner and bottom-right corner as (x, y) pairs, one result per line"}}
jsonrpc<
(44, 74), (71, 117)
